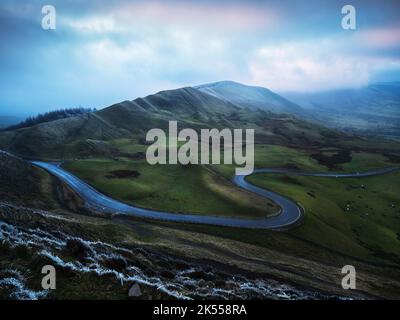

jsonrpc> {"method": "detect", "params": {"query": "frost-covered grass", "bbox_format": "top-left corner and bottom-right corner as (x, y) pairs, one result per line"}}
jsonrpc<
(0, 204), (337, 300)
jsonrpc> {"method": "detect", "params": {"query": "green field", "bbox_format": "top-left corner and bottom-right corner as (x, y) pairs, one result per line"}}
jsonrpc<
(63, 158), (279, 219)
(213, 144), (326, 179)
(247, 171), (400, 263)
(62, 140), (400, 267)
(2, 138), (400, 298)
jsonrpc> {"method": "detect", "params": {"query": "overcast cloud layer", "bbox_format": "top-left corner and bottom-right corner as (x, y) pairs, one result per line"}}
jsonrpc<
(1, 0), (400, 115)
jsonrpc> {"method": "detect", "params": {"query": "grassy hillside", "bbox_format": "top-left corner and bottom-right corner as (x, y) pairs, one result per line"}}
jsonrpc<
(4, 194), (399, 299)
(0, 85), (361, 159)
(0, 151), (57, 208)
(247, 170), (400, 264)
(196, 81), (305, 116)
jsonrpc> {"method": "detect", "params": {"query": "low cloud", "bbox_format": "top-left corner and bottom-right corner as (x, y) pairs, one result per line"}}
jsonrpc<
(1, 0), (400, 114)
(246, 38), (400, 92)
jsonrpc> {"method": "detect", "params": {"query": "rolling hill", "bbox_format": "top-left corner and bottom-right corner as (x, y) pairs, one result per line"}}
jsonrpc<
(0, 84), (349, 158)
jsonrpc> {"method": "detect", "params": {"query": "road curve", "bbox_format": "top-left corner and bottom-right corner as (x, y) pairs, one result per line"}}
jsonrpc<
(31, 161), (399, 230)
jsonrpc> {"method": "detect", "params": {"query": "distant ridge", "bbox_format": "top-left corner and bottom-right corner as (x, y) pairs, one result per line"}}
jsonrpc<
(283, 82), (400, 137)
(0, 115), (24, 128)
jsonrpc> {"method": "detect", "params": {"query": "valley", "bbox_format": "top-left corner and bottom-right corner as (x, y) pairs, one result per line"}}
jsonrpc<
(2, 0), (400, 305)
(1, 82), (400, 300)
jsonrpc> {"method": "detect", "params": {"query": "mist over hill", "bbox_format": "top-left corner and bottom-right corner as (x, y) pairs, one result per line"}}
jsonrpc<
(283, 83), (400, 138)
(0, 115), (24, 128)
(3, 108), (95, 131)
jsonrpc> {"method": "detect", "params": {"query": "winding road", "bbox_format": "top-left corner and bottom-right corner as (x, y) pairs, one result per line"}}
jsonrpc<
(32, 161), (399, 230)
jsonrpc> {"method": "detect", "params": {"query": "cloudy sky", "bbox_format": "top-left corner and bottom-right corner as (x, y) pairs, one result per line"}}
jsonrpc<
(1, 0), (400, 115)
